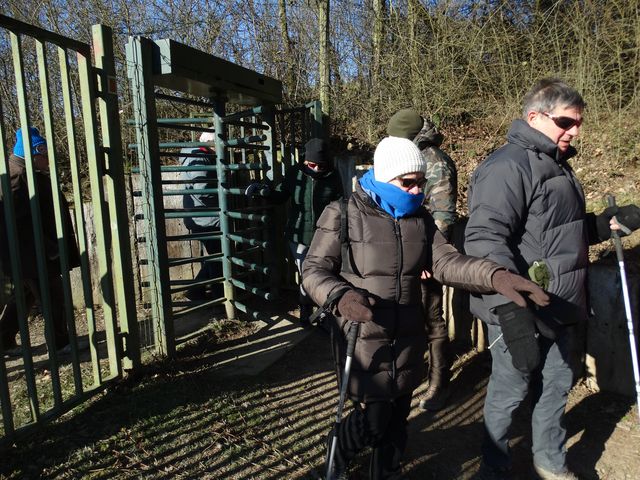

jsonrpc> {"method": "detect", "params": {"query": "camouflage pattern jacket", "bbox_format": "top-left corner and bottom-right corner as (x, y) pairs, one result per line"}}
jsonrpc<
(414, 124), (458, 239)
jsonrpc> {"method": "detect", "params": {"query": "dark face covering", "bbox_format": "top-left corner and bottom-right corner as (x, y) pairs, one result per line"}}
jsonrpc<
(303, 162), (332, 178)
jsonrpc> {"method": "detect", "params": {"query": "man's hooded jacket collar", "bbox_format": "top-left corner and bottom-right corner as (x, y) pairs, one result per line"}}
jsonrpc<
(506, 119), (577, 163)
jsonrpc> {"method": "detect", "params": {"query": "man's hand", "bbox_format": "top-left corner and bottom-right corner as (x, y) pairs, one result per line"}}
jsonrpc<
(596, 204), (640, 239)
(491, 270), (550, 308)
(337, 290), (376, 323)
(495, 302), (540, 373)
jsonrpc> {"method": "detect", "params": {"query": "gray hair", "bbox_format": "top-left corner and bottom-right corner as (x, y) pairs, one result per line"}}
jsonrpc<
(522, 78), (586, 118)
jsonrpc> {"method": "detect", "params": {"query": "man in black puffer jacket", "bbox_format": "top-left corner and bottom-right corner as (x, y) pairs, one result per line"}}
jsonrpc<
(303, 136), (550, 480)
(465, 78), (640, 480)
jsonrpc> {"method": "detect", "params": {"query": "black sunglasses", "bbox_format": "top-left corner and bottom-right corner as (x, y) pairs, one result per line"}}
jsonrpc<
(541, 112), (582, 130)
(397, 176), (427, 189)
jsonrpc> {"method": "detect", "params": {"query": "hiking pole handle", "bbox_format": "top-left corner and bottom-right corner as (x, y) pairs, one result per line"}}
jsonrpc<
(606, 194), (640, 425)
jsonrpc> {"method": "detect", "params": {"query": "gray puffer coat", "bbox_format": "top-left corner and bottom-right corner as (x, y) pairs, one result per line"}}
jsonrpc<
(465, 119), (590, 326)
(302, 183), (501, 402)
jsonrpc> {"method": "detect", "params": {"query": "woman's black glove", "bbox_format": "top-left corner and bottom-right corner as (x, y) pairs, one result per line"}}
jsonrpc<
(595, 204), (640, 240)
(494, 302), (540, 373)
(336, 289), (376, 323)
(491, 270), (550, 308)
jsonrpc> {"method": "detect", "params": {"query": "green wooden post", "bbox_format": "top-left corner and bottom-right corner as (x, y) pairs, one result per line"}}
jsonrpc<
(93, 24), (141, 371)
(213, 100), (236, 320)
(126, 36), (174, 356)
(0, 98), (37, 434)
(11, 31), (63, 405)
(77, 42), (122, 378)
(58, 46), (102, 385)
(36, 39), (83, 394)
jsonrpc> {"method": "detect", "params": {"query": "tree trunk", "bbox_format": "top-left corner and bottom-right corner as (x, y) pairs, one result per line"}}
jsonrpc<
(278, 0), (295, 100)
(318, 0), (331, 123)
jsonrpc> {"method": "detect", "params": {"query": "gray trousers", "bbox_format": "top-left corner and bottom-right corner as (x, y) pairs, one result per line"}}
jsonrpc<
(483, 323), (575, 472)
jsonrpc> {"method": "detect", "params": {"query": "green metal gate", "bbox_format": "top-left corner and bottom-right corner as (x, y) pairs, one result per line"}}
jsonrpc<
(0, 16), (138, 446)
(125, 36), (323, 357)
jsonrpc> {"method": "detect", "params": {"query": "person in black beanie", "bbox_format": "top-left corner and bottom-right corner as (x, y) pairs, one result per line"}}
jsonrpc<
(247, 138), (343, 325)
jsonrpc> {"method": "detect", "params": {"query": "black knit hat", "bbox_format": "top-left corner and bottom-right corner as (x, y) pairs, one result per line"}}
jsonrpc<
(386, 108), (424, 139)
(304, 138), (330, 165)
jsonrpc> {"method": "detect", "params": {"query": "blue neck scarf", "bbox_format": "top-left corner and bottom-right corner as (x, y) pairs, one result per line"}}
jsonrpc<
(359, 169), (425, 219)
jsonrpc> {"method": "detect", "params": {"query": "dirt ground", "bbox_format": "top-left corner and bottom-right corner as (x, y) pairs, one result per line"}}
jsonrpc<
(1, 312), (639, 480)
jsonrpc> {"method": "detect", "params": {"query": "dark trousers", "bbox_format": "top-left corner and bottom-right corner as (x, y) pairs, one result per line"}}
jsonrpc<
(482, 323), (574, 472)
(333, 394), (412, 479)
(0, 274), (68, 349)
(191, 234), (223, 298)
(421, 278), (450, 385)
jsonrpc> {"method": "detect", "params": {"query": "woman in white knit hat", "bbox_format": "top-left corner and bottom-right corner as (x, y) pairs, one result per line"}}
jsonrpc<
(302, 137), (550, 479)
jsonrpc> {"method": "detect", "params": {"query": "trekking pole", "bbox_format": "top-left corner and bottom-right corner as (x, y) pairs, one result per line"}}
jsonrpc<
(607, 195), (640, 424)
(326, 321), (360, 480)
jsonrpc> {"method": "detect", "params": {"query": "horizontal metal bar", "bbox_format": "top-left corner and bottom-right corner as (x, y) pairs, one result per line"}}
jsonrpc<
(134, 187), (218, 197)
(155, 92), (214, 108)
(229, 278), (273, 300)
(229, 300), (273, 321)
(226, 144), (270, 151)
(165, 232), (222, 242)
(222, 106), (266, 123)
(128, 141), (215, 149)
(156, 123), (214, 133)
(172, 297), (226, 318)
(0, 14), (90, 55)
(223, 162), (268, 171)
(164, 210), (220, 219)
(224, 134), (267, 147)
(132, 165), (217, 173)
(224, 120), (269, 130)
(168, 252), (223, 267)
(170, 276), (223, 293)
(227, 234), (269, 248)
(126, 117), (213, 126)
(157, 151), (214, 158)
(229, 256), (271, 275)
(161, 188), (218, 196)
(226, 211), (269, 222)
(276, 106), (307, 114)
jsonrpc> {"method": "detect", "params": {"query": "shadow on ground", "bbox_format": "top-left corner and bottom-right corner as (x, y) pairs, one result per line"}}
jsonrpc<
(0, 322), (638, 480)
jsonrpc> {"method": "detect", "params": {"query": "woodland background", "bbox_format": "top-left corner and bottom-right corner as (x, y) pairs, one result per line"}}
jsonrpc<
(1, 0), (639, 209)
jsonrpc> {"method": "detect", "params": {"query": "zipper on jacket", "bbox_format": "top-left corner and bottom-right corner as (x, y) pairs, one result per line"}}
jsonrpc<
(394, 220), (402, 303)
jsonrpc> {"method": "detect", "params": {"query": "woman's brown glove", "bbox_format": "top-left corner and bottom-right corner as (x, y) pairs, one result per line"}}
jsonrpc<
(336, 289), (376, 322)
(491, 270), (550, 308)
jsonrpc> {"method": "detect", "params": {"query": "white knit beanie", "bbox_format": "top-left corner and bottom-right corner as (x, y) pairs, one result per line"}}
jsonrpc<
(373, 136), (426, 183)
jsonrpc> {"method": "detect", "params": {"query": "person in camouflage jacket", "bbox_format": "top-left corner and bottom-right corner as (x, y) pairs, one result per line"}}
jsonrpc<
(387, 109), (458, 411)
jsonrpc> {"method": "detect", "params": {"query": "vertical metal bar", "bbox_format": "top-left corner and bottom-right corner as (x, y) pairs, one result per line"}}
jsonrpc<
(77, 46), (121, 377)
(0, 102), (19, 434)
(213, 100), (236, 319)
(126, 36), (174, 355)
(0, 52), (40, 431)
(11, 31), (63, 406)
(92, 24), (141, 371)
(261, 108), (278, 299)
(58, 46), (101, 385)
(36, 39), (83, 395)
